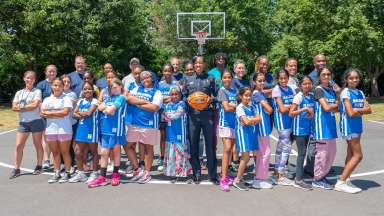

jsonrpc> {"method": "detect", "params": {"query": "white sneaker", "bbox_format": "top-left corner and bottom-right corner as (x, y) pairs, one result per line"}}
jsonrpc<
(125, 165), (134, 178)
(277, 176), (294, 186)
(130, 169), (145, 182)
(346, 178), (362, 192)
(252, 179), (273, 189)
(69, 172), (88, 183)
(86, 171), (99, 184)
(334, 180), (361, 194)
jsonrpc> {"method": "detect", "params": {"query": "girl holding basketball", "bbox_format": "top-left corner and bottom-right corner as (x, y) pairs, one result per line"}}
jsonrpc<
(217, 70), (237, 191)
(335, 68), (371, 193)
(233, 87), (261, 191)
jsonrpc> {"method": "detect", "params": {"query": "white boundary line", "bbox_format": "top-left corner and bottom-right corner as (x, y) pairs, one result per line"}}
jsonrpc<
(1, 129), (383, 182)
(368, 120), (384, 125)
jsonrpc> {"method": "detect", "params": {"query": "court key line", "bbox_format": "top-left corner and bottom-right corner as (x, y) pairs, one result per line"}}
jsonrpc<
(1, 129), (383, 183)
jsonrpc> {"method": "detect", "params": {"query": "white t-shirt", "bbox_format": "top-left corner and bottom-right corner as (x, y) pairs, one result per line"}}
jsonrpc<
(122, 74), (135, 90)
(42, 94), (73, 135)
(13, 88), (42, 122)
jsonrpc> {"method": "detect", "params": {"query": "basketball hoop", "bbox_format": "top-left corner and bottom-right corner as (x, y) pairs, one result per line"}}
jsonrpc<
(193, 31), (208, 45)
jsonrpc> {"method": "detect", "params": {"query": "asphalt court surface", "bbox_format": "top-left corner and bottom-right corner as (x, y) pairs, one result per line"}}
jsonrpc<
(0, 121), (383, 216)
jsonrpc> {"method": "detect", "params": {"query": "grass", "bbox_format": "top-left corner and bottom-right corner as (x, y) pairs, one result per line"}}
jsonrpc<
(0, 97), (383, 131)
(0, 105), (18, 131)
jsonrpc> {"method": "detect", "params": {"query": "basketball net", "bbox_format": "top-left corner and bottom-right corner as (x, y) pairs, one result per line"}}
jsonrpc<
(193, 31), (208, 45)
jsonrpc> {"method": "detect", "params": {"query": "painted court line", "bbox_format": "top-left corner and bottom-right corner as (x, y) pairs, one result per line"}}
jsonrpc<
(0, 129), (17, 135)
(368, 120), (384, 126)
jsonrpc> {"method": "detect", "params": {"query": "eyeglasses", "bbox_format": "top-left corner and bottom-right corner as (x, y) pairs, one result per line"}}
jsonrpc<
(256, 79), (265, 83)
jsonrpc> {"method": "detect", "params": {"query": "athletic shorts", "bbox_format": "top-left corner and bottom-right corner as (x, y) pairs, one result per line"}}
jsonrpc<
(45, 133), (72, 142)
(217, 126), (235, 139)
(100, 134), (126, 149)
(126, 125), (159, 145)
(18, 119), (45, 133)
(342, 133), (361, 141)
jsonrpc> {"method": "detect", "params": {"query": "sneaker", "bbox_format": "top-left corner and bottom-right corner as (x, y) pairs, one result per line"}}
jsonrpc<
(86, 171), (99, 184)
(125, 165), (134, 178)
(157, 160), (164, 172)
(111, 173), (120, 186)
(252, 179), (273, 189)
(137, 172), (151, 184)
(130, 169), (145, 182)
(33, 166), (43, 175)
(42, 160), (50, 170)
(277, 176), (294, 186)
(233, 179), (249, 191)
(294, 179), (313, 190)
(269, 175), (278, 185)
(59, 172), (70, 183)
(69, 172), (88, 183)
(227, 176), (234, 186)
(312, 178), (333, 190)
(48, 172), (61, 183)
(334, 180), (361, 194)
(219, 177), (230, 192)
(346, 178), (362, 192)
(9, 168), (21, 179)
(88, 176), (108, 188)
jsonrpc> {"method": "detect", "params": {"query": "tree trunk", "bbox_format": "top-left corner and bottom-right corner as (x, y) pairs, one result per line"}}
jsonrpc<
(369, 67), (382, 97)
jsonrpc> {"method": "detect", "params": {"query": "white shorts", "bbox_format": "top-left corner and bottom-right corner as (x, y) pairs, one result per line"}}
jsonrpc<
(342, 133), (361, 141)
(217, 126), (235, 139)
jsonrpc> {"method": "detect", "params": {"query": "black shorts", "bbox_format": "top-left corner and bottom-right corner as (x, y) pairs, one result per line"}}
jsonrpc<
(18, 119), (45, 133)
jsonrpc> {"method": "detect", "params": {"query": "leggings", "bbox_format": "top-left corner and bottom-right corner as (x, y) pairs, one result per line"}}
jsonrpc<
(294, 135), (309, 180)
(275, 129), (292, 173)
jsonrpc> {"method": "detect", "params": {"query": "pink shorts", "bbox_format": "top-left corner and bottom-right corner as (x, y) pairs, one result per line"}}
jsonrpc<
(126, 126), (159, 145)
(45, 134), (72, 142)
(217, 126), (235, 139)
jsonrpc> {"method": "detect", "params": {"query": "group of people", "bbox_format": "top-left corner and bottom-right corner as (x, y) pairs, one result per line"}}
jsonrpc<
(9, 53), (371, 194)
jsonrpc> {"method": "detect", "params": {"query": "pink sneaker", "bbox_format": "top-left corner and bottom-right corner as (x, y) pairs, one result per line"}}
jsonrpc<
(227, 176), (234, 186)
(220, 177), (230, 192)
(88, 175), (107, 188)
(111, 173), (120, 186)
(137, 172), (151, 184)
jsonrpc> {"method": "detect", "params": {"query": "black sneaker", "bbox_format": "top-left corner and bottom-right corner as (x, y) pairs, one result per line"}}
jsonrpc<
(33, 165), (43, 175)
(209, 178), (219, 185)
(9, 169), (21, 179)
(233, 180), (249, 191)
(193, 174), (201, 184)
(294, 179), (313, 190)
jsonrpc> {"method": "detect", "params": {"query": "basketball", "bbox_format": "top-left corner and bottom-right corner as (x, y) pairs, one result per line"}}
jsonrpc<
(187, 91), (211, 110)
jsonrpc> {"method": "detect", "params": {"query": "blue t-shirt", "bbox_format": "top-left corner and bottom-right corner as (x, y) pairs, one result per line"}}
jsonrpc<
(96, 77), (107, 90)
(292, 92), (315, 136)
(164, 101), (187, 143)
(100, 91), (126, 137)
(68, 71), (84, 97)
(272, 85), (295, 131)
(217, 86), (237, 129)
(340, 88), (365, 136)
(308, 70), (318, 86)
(231, 77), (249, 90)
(36, 79), (52, 100)
(130, 86), (163, 129)
(252, 90), (271, 136)
(313, 86), (338, 140)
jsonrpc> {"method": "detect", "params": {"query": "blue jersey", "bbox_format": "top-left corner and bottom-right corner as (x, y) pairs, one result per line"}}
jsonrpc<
(217, 87), (237, 129)
(158, 79), (177, 108)
(75, 98), (99, 142)
(235, 104), (259, 152)
(273, 86), (294, 131)
(252, 90), (271, 136)
(292, 92), (315, 136)
(340, 88), (365, 136)
(313, 86), (338, 140)
(164, 101), (187, 143)
(100, 91), (126, 137)
(131, 86), (162, 129)
(124, 81), (139, 125)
